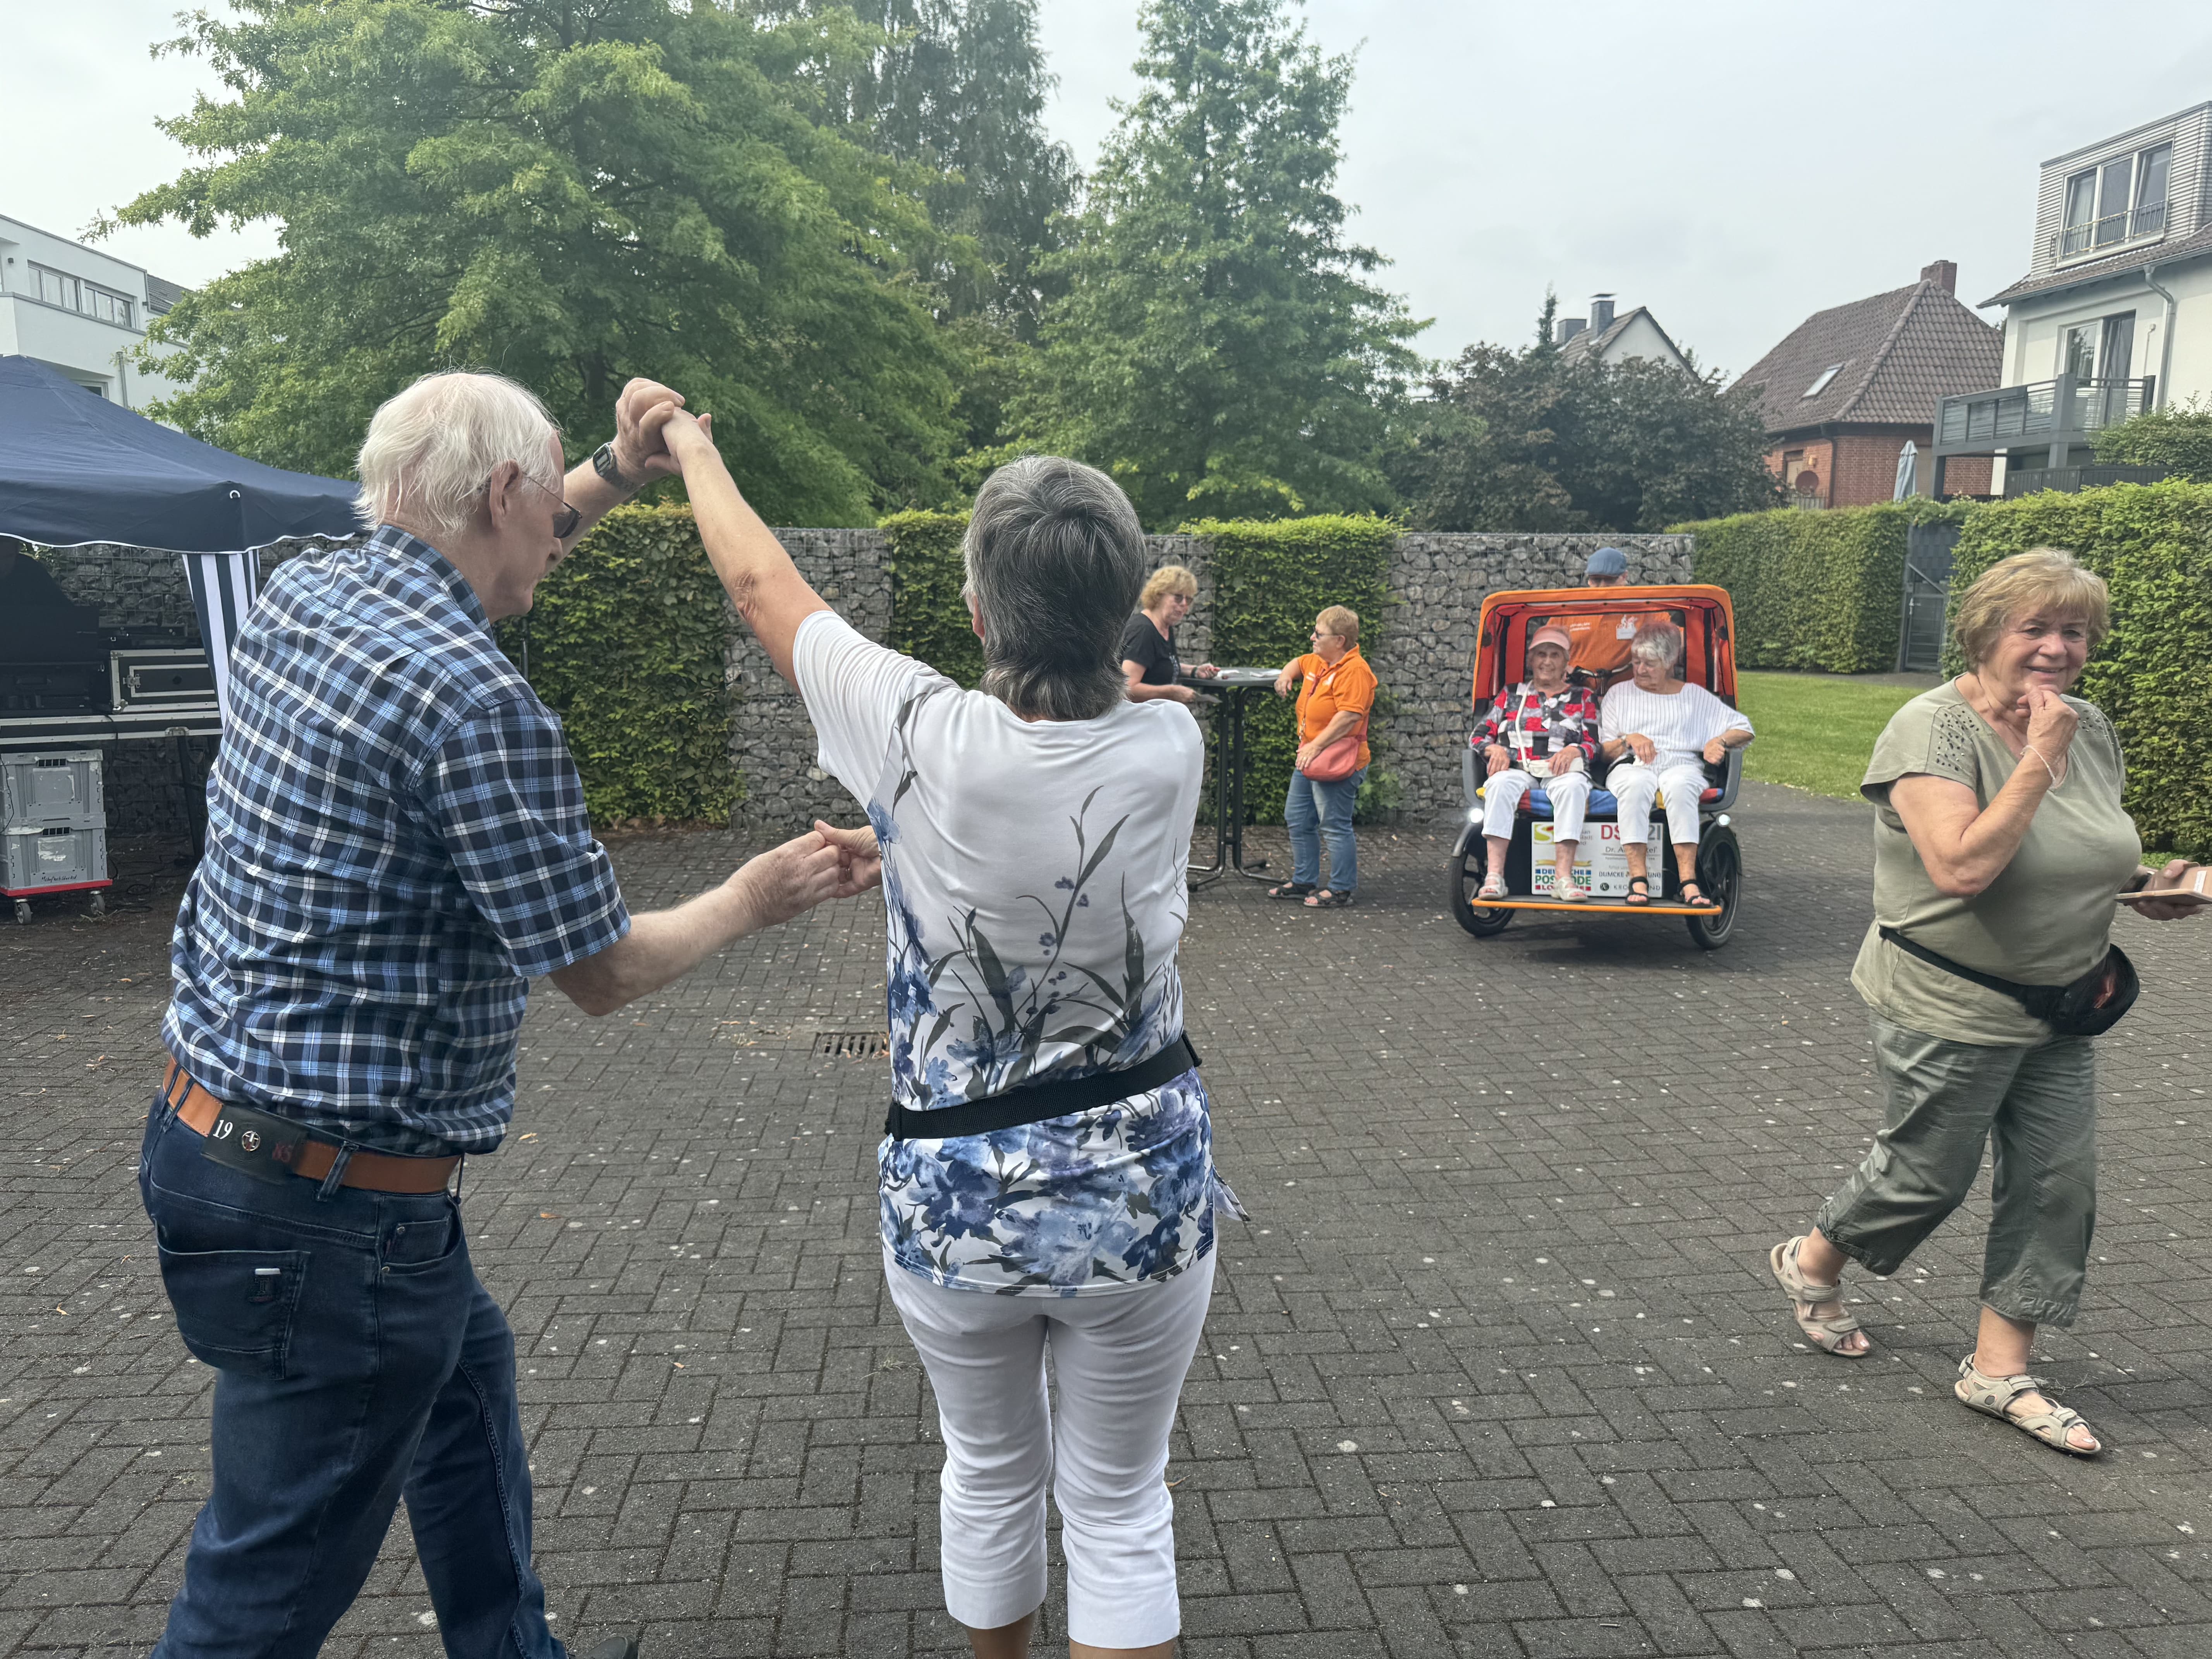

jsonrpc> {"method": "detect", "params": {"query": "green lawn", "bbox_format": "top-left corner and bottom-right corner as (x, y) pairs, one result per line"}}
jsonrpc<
(1734, 672), (1931, 801)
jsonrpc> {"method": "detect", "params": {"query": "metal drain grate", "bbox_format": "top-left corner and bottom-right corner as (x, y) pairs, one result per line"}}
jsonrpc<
(814, 1030), (890, 1059)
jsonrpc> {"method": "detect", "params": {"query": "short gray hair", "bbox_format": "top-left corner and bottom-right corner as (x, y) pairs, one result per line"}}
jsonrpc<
(1629, 620), (1684, 672)
(964, 456), (1146, 721)
(354, 370), (562, 538)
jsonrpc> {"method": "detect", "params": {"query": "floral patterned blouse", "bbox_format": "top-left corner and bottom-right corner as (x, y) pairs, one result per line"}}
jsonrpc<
(1476, 682), (1600, 768)
(794, 610), (1232, 1296)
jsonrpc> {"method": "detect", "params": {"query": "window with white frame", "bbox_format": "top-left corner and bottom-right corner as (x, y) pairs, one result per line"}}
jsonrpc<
(27, 263), (135, 328)
(2058, 141), (2173, 259)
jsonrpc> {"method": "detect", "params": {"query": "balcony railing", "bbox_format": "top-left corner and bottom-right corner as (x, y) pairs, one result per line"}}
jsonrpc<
(1934, 375), (2154, 454)
(2050, 199), (2167, 262)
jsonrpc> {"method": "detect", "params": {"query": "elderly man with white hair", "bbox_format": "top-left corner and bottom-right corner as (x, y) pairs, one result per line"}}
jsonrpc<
(141, 371), (878, 1659)
(1599, 620), (1755, 907)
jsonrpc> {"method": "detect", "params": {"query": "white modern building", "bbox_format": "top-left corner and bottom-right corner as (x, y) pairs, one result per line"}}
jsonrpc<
(1933, 102), (2212, 495)
(0, 213), (186, 413)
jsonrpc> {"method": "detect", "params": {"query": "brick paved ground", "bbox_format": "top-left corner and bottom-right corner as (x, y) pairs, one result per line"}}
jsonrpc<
(4, 784), (2210, 1658)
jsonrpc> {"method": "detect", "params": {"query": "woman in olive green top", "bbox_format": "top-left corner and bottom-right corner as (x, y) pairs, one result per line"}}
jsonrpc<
(1770, 549), (2203, 1457)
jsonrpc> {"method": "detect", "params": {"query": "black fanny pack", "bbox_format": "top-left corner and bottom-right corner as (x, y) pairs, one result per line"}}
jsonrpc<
(1878, 927), (2139, 1037)
(884, 1034), (1200, 1140)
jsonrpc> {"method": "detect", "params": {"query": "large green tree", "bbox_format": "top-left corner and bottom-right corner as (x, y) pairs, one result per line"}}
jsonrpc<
(1391, 296), (1782, 532)
(802, 0), (1073, 331)
(1014, 0), (1421, 527)
(117, 0), (969, 524)
(791, 0), (1074, 458)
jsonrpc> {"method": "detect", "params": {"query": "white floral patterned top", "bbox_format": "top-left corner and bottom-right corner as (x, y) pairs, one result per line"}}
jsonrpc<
(794, 610), (1229, 1295)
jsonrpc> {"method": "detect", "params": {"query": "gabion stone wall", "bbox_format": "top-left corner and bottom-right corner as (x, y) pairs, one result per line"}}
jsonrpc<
(728, 530), (896, 833)
(23, 528), (1700, 839)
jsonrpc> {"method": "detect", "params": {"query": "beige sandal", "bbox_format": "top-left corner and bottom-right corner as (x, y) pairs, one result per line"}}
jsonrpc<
(1954, 1357), (2102, 1456)
(1768, 1237), (1869, 1357)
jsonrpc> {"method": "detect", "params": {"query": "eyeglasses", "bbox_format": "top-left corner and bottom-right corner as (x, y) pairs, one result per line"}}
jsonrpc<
(504, 470), (580, 540)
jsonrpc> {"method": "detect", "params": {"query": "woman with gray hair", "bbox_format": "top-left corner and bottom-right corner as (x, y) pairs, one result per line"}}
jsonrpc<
(1599, 621), (1754, 907)
(666, 416), (1233, 1659)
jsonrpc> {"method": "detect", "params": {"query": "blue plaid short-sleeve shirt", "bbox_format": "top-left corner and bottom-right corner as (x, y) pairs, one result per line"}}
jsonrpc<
(163, 527), (630, 1154)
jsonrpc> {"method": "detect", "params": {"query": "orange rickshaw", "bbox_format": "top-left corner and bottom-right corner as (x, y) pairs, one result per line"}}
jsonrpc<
(1446, 584), (1746, 950)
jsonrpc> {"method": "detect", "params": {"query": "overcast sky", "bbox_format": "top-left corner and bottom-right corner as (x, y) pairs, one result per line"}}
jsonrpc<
(14, 1), (2212, 382)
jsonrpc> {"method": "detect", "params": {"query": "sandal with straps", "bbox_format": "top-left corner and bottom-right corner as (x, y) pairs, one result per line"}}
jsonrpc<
(1477, 873), (1509, 902)
(1955, 1357), (2103, 1456)
(1768, 1237), (1870, 1358)
(1267, 881), (1316, 902)
(1622, 876), (1650, 907)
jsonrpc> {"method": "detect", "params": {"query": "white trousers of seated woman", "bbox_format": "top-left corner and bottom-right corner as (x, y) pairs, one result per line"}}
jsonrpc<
(1610, 760), (1707, 848)
(1482, 768), (1589, 843)
(885, 1251), (1215, 1649)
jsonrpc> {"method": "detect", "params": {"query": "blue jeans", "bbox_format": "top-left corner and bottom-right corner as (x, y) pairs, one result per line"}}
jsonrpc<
(139, 1097), (563, 1659)
(1284, 765), (1365, 894)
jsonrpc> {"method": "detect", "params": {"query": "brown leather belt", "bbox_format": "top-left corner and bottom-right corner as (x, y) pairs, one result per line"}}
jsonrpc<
(162, 1056), (461, 1195)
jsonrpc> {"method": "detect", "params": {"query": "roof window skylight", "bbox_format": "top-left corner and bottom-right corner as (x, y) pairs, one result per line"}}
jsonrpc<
(1803, 364), (1843, 398)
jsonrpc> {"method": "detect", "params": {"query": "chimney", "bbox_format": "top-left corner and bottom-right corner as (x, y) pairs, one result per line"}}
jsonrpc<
(1920, 259), (1957, 295)
(1589, 294), (1616, 334)
(1557, 316), (1587, 343)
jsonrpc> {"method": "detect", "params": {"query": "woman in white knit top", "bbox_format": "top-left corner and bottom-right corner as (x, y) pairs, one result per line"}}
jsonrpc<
(1599, 622), (1755, 906)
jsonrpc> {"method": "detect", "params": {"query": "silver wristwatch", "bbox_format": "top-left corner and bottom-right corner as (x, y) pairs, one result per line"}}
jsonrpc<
(592, 441), (642, 493)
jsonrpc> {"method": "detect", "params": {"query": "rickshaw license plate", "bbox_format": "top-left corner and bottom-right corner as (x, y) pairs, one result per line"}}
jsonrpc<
(1532, 822), (1636, 898)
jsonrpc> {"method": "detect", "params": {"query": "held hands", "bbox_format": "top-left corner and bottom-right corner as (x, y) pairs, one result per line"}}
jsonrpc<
(731, 822), (880, 931)
(1485, 745), (1512, 777)
(609, 380), (705, 485)
(645, 404), (719, 472)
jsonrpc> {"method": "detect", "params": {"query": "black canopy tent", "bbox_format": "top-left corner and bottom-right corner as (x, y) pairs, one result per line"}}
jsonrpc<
(0, 355), (361, 906)
(0, 353), (359, 720)
(0, 353), (357, 551)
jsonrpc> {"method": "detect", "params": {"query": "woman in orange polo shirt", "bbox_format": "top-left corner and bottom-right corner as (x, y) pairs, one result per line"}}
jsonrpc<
(1269, 605), (1379, 908)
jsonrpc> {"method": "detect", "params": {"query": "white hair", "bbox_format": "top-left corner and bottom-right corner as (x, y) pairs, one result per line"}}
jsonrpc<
(354, 371), (562, 537)
(1630, 620), (1684, 671)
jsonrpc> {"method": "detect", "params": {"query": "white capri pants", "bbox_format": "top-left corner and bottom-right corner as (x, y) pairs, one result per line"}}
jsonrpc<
(1481, 767), (1590, 842)
(1610, 759), (1709, 848)
(885, 1251), (1216, 1649)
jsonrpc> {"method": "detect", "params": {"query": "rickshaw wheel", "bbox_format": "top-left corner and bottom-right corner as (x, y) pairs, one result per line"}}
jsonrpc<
(1685, 828), (1741, 951)
(1447, 824), (1515, 937)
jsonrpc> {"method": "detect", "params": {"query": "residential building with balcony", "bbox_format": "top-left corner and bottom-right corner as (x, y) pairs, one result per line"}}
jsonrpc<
(1736, 260), (2001, 508)
(1934, 103), (2212, 495)
(0, 212), (186, 413)
(1554, 293), (1691, 373)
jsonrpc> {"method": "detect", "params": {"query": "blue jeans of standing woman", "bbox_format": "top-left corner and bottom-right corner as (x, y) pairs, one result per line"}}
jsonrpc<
(138, 1096), (565, 1659)
(1285, 765), (1365, 895)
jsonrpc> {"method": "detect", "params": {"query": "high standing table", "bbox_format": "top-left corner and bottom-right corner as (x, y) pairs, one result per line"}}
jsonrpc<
(1185, 666), (1280, 888)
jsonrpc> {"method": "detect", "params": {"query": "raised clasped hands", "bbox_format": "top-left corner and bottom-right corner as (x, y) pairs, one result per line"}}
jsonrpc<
(632, 397), (718, 480)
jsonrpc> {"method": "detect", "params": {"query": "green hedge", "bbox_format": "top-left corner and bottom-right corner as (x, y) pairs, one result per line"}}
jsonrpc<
(879, 509), (1400, 823)
(1188, 515), (1400, 823)
(498, 504), (740, 825)
(1680, 500), (1967, 673)
(1947, 480), (2212, 859)
(879, 510), (982, 685)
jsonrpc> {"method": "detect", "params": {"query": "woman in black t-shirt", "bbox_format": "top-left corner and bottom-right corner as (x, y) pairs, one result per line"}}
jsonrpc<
(1119, 564), (1216, 705)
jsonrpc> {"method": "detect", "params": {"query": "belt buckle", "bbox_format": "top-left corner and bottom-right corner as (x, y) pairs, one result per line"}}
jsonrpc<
(198, 1102), (312, 1185)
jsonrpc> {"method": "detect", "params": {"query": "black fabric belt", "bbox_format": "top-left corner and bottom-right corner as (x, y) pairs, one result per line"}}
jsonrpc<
(883, 1034), (1200, 1140)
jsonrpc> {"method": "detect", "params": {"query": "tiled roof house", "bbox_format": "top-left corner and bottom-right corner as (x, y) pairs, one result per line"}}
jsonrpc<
(1736, 261), (2001, 506)
(1556, 295), (1690, 373)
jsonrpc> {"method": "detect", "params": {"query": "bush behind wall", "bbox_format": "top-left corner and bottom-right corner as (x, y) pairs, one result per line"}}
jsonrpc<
(1680, 500), (1967, 673)
(1947, 480), (2212, 859)
(497, 504), (741, 824)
